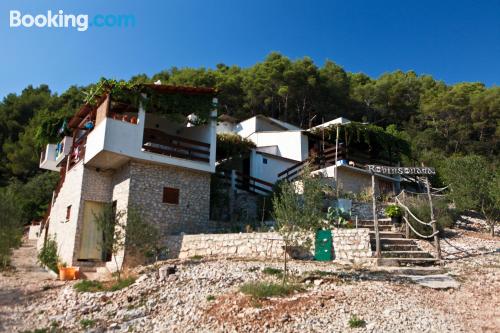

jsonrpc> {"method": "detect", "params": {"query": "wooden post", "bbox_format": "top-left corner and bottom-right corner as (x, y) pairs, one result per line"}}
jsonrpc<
(371, 172), (381, 258)
(425, 176), (442, 260)
(405, 210), (410, 239)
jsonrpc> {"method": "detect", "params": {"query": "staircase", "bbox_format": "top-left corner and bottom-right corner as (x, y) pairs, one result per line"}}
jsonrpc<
(358, 219), (437, 266)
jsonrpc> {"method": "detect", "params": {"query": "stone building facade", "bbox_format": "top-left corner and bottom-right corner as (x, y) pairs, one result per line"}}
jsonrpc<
(39, 160), (212, 268)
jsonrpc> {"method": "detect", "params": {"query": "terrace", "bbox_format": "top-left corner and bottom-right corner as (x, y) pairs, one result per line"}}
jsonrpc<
(40, 85), (217, 174)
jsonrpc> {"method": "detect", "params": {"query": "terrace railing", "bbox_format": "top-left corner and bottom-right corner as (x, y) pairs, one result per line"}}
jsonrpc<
(142, 128), (210, 163)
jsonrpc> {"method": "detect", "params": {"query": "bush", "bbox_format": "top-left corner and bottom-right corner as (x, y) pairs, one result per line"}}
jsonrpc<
(37, 237), (59, 273)
(348, 314), (366, 328)
(239, 282), (302, 298)
(80, 319), (96, 329)
(262, 267), (283, 278)
(385, 204), (402, 217)
(74, 277), (135, 293)
(108, 277), (135, 291)
(74, 280), (104, 292)
(405, 196), (455, 237)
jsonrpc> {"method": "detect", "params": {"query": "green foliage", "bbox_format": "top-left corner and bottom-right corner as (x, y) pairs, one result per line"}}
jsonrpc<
(348, 314), (366, 328)
(206, 295), (216, 301)
(262, 267), (284, 278)
(108, 277), (136, 291)
(314, 121), (411, 164)
(385, 205), (402, 217)
(272, 167), (326, 240)
(441, 155), (499, 235)
(326, 207), (350, 228)
(79, 319), (96, 329)
(404, 196), (455, 237)
(74, 280), (104, 292)
(74, 277), (135, 293)
(37, 237), (59, 273)
(94, 204), (164, 280)
(0, 187), (23, 269)
(216, 133), (256, 161)
(239, 282), (302, 298)
(83, 78), (215, 122)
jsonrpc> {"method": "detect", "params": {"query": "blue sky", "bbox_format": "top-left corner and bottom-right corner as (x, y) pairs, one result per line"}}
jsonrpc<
(0, 0), (499, 99)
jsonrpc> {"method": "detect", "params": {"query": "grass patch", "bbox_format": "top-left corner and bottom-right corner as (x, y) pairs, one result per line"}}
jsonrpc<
(262, 267), (283, 278)
(206, 295), (216, 301)
(348, 314), (366, 328)
(109, 277), (135, 291)
(190, 255), (203, 260)
(74, 280), (104, 292)
(239, 282), (302, 299)
(80, 319), (96, 329)
(74, 277), (135, 293)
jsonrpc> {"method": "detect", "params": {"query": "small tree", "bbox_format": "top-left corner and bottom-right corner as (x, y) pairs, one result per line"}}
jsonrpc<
(272, 167), (325, 283)
(94, 204), (165, 280)
(94, 204), (126, 280)
(442, 155), (499, 236)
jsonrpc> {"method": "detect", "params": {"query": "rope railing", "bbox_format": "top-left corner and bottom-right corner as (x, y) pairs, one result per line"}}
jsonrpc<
(402, 216), (439, 238)
(395, 195), (435, 227)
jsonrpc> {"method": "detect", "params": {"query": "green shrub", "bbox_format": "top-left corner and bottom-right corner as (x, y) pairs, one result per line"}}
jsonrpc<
(405, 197), (455, 237)
(262, 267), (283, 278)
(80, 319), (96, 329)
(74, 280), (104, 292)
(75, 277), (135, 292)
(348, 314), (366, 328)
(37, 237), (59, 273)
(385, 204), (402, 217)
(109, 277), (135, 291)
(206, 295), (216, 301)
(239, 282), (302, 298)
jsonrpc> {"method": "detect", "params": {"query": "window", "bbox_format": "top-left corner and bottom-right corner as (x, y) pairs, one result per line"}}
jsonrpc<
(66, 205), (71, 221)
(163, 187), (180, 204)
(262, 158), (268, 164)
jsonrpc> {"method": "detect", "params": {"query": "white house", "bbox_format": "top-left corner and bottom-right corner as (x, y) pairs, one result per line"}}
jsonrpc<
(38, 85), (218, 270)
(218, 114), (399, 196)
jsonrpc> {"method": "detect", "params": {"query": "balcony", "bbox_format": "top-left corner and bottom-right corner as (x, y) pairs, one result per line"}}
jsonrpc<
(39, 136), (73, 171)
(84, 98), (216, 173)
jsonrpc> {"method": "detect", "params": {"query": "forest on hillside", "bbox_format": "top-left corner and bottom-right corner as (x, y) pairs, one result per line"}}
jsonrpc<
(0, 53), (498, 266)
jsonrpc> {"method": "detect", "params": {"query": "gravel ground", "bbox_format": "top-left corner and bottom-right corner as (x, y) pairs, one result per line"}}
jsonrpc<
(1, 232), (498, 333)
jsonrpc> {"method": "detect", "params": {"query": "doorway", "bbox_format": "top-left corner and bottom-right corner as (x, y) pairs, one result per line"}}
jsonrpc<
(78, 201), (105, 260)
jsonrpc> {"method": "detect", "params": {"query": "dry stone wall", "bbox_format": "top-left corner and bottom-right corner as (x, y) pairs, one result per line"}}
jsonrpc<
(165, 228), (372, 262)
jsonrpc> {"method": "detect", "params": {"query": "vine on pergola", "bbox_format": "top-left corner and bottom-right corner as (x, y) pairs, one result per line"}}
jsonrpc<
(83, 78), (216, 123)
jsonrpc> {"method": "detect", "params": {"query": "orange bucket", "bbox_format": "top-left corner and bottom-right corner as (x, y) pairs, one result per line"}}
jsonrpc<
(59, 267), (78, 281)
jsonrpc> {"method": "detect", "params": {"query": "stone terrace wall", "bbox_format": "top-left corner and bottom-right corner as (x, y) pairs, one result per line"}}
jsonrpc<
(165, 228), (372, 262)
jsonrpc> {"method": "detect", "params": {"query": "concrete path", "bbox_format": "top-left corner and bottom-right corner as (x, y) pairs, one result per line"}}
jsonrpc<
(400, 274), (460, 289)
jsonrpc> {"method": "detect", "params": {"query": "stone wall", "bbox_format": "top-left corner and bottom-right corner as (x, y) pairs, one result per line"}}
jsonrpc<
(164, 229), (372, 262)
(351, 202), (386, 220)
(128, 161), (211, 236)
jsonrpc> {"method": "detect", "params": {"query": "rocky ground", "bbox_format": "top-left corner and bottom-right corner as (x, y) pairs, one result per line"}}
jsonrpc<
(1, 231), (498, 333)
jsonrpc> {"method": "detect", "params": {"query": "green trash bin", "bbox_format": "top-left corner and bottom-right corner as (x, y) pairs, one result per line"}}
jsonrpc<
(315, 230), (333, 261)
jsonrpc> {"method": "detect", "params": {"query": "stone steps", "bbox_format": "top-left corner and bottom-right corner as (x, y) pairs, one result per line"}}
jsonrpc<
(364, 219), (437, 266)
(370, 231), (405, 239)
(381, 251), (434, 258)
(377, 257), (438, 266)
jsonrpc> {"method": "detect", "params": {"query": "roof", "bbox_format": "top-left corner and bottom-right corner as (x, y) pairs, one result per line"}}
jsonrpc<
(218, 114), (239, 123)
(255, 150), (300, 163)
(309, 117), (351, 131)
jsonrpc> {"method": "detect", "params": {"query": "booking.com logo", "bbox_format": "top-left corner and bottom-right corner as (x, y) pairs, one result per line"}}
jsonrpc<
(9, 10), (135, 32)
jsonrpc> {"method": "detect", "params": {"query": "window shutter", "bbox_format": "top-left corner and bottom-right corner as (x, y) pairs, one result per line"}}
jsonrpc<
(163, 187), (179, 204)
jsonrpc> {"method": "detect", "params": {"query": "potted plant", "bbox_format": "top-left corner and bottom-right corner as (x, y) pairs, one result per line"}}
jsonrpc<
(385, 205), (402, 224)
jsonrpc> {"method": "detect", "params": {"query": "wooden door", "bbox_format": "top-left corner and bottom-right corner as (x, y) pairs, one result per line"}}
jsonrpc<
(78, 201), (104, 260)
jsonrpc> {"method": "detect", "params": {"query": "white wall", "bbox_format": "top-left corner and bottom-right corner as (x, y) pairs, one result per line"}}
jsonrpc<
(247, 131), (308, 162)
(250, 150), (296, 185)
(42, 162), (86, 266)
(216, 121), (235, 134)
(85, 106), (216, 173)
(234, 117), (257, 138)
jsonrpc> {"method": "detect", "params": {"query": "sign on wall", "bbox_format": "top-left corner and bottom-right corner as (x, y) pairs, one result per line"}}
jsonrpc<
(367, 165), (436, 175)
